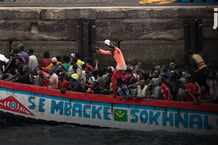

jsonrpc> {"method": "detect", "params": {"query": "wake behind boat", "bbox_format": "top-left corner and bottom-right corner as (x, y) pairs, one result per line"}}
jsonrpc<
(0, 80), (217, 135)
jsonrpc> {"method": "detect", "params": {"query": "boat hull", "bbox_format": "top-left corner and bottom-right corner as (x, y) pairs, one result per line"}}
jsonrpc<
(0, 80), (217, 134)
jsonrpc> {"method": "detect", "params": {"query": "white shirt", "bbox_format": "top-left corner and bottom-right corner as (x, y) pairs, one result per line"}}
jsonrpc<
(49, 73), (58, 89)
(28, 55), (39, 71)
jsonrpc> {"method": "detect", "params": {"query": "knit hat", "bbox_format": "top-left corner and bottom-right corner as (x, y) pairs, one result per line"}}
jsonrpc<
(18, 43), (25, 51)
(71, 73), (79, 80)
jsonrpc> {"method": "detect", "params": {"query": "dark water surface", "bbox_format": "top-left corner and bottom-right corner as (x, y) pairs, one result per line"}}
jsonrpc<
(0, 119), (217, 145)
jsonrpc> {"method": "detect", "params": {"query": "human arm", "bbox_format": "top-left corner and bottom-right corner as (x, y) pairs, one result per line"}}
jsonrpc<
(167, 88), (171, 100)
(96, 47), (112, 55)
(94, 59), (99, 70)
(43, 63), (53, 72)
(137, 62), (144, 74)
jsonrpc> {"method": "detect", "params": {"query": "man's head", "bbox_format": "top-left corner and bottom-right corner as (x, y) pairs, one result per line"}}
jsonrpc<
(18, 43), (25, 51)
(51, 57), (57, 65)
(28, 49), (34, 55)
(104, 39), (111, 46)
(184, 73), (192, 83)
(15, 58), (22, 65)
(58, 72), (65, 81)
(104, 39), (114, 48)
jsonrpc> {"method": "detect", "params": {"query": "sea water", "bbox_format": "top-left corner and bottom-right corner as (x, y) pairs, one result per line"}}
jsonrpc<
(0, 119), (217, 145)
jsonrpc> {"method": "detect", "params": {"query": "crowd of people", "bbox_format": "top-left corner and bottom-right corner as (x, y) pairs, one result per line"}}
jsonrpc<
(0, 41), (217, 104)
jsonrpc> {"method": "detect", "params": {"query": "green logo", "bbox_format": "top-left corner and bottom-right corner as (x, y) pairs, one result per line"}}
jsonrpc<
(114, 109), (128, 122)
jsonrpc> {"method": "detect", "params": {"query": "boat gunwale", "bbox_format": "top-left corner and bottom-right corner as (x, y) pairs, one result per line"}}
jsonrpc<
(0, 80), (217, 113)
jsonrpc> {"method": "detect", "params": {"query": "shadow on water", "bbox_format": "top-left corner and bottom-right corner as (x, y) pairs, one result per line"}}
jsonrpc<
(0, 119), (29, 128)
(0, 119), (217, 145)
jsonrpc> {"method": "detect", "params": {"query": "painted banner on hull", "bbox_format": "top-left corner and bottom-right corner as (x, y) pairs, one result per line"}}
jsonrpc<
(0, 88), (217, 134)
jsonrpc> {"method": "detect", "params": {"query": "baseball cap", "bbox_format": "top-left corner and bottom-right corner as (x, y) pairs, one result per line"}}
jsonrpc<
(51, 57), (57, 62)
(104, 39), (111, 46)
(71, 73), (79, 80)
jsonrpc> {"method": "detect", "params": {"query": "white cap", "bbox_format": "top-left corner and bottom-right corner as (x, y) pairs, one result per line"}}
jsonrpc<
(51, 57), (57, 62)
(104, 39), (111, 46)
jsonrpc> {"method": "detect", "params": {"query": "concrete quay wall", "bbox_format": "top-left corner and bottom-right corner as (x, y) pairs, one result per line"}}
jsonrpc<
(0, 7), (217, 67)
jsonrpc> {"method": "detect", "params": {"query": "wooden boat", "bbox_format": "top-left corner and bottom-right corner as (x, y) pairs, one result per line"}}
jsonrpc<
(0, 80), (217, 135)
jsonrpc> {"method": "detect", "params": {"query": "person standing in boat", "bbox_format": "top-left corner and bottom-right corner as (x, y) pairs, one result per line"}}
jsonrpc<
(17, 43), (29, 65)
(41, 51), (51, 67)
(96, 40), (127, 96)
(28, 49), (39, 73)
(188, 50), (207, 87)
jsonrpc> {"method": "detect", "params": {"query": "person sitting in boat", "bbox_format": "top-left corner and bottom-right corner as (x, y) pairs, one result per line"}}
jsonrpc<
(128, 71), (150, 99)
(116, 77), (130, 100)
(48, 68), (58, 89)
(96, 39), (127, 96)
(16, 65), (33, 85)
(121, 64), (141, 96)
(87, 80), (103, 94)
(70, 73), (86, 92)
(56, 64), (68, 80)
(167, 70), (178, 99)
(33, 66), (49, 87)
(185, 74), (198, 103)
(99, 66), (113, 95)
(42, 57), (62, 72)
(4, 57), (25, 82)
(133, 62), (145, 82)
(71, 53), (85, 67)
(4, 48), (24, 75)
(212, 74), (218, 103)
(41, 51), (51, 67)
(206, 69), (217, 101)
(62, 55), (71, 73)
(146, 67), (160, 85)
(160, 64), (170, 80)
(159, 76), (173, 100)
(126, 64), (144, 94)
(150, 77), (162, 99)
(169, 62), (176, 72)
(14, 57), (25, 77)
(172, 80), (187, 101)
(83, 66), (97, 93)
(58, 71), (70, 90)
(199, 86), (211, 103)
(85, 58), (94, 72)
(68, 59), (82, 80)
(56, 54), (62, 63)
(121, 65), (133, 86)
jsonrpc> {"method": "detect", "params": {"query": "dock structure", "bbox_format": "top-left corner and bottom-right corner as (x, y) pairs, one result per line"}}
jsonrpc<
(0, 1), (217, 67)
